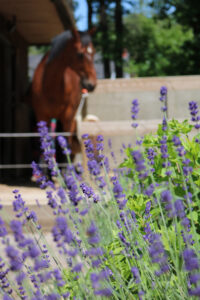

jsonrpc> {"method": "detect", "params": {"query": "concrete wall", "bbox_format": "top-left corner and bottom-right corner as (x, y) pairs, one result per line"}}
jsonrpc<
(86, 75), (200, 121)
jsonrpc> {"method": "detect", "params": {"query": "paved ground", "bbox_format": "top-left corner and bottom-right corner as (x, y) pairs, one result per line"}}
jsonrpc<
(0, 183), (56, 232)
(0, 183), (47, 205)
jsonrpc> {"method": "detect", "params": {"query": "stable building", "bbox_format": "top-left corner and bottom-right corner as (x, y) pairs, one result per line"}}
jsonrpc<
(0, 0), (75, 181)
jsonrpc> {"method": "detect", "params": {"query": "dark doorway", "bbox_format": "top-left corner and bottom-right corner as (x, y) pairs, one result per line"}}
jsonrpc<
(0, 35), (16, 181)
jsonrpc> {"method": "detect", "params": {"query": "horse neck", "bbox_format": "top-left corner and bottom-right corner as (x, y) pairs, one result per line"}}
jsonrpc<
(43, 47), (82, 104)
(44, 46), (80, 85)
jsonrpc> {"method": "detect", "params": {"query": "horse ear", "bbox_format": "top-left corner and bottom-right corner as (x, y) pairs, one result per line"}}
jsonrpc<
(88, 27), (96, 36)
(71, 27), (80, 41)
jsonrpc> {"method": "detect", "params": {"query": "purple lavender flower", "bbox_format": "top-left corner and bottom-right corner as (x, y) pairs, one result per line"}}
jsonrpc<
(144, 185), (154, 197)
(82, 133), (89, 139)
(72, 263), (83, 273)
(132, 150), (145, 171)
(96, 134), (104, 142)
(57, 187), (67, 204)
(37, 121), (59, 176)
(92, 259), (101, 268)
(132, 150), (148, 179)
(111, 176), (127, 209)
(174, 200), (185, 218)
(65, 175), (82, 206)
(189, 101), (200, 129)
(131, 266), (141, 283)
(67, 249), (78, 257)
(0, 217), (7, 237)
(45, 293), (60, 300)
(90, 272), (100, 289)
(189, 273), (200, 285)
(183, 248), (199, 271)
(87, 159), (100, 176)
(3, 294), (13, 300)
(181, 217), (190, 231)
(145, 201), (151, 217)
(34, 258), (49, 271)
(182, 164), (193, 177)
(172, 135), (181, 146)
(38, 271), (52, 284)
(80, 182), (94, 198)
(28, 244), (40, 258)
(162, 116), (167, 131)
(161, 190), (173, 218)
(160, 86), (168, 109)
(146, 148), (157, 166)
(159, 86), (168, 130)
(83, 138), (95, 159)
(6, 246), (22, 271)
(149, 233), (169, 276)
(16, 272), (26, 285)
(131, 99), (139, 128)
(160, 135), (169, 159)
(46, 190), (58, 209)
(160, 86), (167, 97)
(87, 221), (97, 236)
(118, 231), (130, 247)
(27, 211), (37, 223)
(143, 222), (152, 241)
(57, 135), (71, 155)
(86, 247), (104, 257)
(94, 288), (112, 297)
(10, 220), (24, 242)
(189, 286), (200, 297)
(52, 216), (73, 246)
(87, 221), (100, 245)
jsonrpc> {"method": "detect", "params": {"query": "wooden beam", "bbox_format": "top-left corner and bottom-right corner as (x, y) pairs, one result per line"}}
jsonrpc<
(51, 0), (76, 30)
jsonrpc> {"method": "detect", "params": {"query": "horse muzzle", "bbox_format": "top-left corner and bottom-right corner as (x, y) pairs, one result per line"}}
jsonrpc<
(81, 79), (96, 92)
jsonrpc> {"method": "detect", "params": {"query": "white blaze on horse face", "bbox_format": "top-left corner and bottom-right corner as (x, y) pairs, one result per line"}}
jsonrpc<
(85, 45), (94, 62)
(87, 46), (93, 54)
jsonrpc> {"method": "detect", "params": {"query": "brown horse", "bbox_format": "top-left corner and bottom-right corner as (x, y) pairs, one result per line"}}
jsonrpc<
(30, 28), (97, 157)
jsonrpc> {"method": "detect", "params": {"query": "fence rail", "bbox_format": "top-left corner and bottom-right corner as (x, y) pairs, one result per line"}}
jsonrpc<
(0, 163), (68, 169)
(0, 132), (74, 138)
(0, 132), (73, 169)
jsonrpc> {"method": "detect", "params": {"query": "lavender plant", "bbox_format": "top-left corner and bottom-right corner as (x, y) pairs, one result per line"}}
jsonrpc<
(1, 87), (200, 299)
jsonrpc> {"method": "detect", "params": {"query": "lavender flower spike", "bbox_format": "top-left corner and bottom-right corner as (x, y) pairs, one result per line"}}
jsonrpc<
(188, 101), (200, 129)
(131, 98), (139, 128)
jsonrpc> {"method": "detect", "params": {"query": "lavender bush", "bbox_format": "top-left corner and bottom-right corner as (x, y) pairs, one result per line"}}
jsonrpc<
(1, 87), (200, 299)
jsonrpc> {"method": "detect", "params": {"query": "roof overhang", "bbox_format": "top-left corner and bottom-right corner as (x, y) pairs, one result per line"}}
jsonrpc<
(0, 0), (76, 44)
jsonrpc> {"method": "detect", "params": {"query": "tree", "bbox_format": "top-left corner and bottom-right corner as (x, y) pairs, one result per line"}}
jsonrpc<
(99, 0), (111, 78)
(114, 0), (123, 77)
(150, 0), (200, 74)
(81, 0), (133, 78)
(123, 13), (193, 76)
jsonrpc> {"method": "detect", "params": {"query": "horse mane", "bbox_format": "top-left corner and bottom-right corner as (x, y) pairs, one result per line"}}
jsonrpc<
(47, 30), (72, 64)
(47, 30), (92, 64)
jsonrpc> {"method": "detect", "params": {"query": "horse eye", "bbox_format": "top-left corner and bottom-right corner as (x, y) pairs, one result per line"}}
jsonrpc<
(77, 52), (84, 59)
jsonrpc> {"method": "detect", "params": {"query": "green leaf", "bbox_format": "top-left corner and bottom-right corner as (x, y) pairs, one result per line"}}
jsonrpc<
(187, 211), (198, 222)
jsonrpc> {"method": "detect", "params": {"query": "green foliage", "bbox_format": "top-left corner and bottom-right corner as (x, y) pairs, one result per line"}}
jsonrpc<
(99, 118), (200, 298)
(124, 14), (193, 76)
(151, 0), (200, 74)
(29, 45), (50, 55)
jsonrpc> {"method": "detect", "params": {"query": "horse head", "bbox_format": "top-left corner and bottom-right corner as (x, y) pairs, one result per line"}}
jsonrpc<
(70, 28), (97, 92)
(46, 28), (97, 92)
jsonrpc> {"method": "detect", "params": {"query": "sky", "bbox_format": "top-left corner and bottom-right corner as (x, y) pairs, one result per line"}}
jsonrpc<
(74, 1), (138, 31)
(74, 0), (88, 31)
